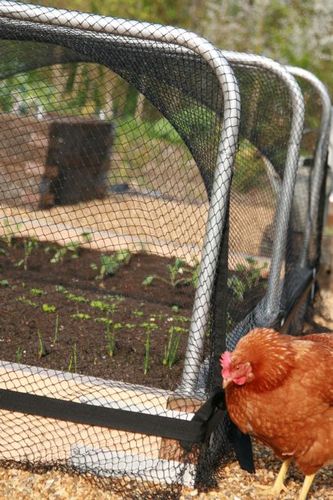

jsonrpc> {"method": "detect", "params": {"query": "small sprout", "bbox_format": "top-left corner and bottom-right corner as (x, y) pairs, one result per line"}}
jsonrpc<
(16, 238), (38, 271)
(141, 322), (158, 375)
(68, 343), (77, 372)
(171, 305), (180, 313)
(15, 347), (24, 363)
(55, 285), (66, 293)
(163, 326), (187, 368)
(37, 330), (47, 359)
(49, 241), (80, 264)
(1, 218), (22, 247)
(0, 279), (9, 287)
(30, 288), (45, 297)
(42, 303), (56, 313)
(50, 247), (67, 264)
(142, 275), (155, 286)
(65, 292), (88, 303)
(132, 309), (144, 317)
(71, 312), (91, 321)
(95, 317), (113, 325)
(105, 323), (116, 358)
(144, 330), (151, 375)
(90, 300), (110, 312)
(93, 250), (131, 280)
(53, 313), (60, 344)
(143, 259), (198, 288)
(17, 295), (38, 307)
(81, 231), (92, 243)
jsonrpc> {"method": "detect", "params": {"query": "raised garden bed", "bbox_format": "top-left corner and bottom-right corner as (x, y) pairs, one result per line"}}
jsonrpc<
(0, 237), (196, 391)
(0, 235), (267, 391)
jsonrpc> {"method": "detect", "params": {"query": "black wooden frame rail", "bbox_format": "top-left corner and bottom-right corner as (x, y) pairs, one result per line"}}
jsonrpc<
(0, 388), (224, 445)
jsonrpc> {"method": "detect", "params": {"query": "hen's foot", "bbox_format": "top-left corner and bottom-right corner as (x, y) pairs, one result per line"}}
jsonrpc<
(255, 482), (288, 497)
(255, 458), (291, 497)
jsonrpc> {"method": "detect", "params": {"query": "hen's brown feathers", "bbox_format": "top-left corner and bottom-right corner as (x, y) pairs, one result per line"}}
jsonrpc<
(223, 328), (333, 475)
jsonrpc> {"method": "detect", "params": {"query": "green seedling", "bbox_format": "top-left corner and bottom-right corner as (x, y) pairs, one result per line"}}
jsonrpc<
(66, 240), (80, 258)
(227, 275), (247, 301)
(90, 300), (113, 313)
(50, 246), (67, 264)
(30, 288), (45, 297)
(229, 257), (268, 301)
(53, 313), (60, 344)
(91, 250), (131, 280)
(105, 323), (115, 358)
(68, 343), (77, 372)
(141, 322), (158, 375)
(80, 231), (92, 243)
(65, 292), (88, 304)
(105, 322), (122, 357)
(163, 325), (187, 368)
(37, 330), (47, 359)
(16, 238), (38, 271)
(55, 285), (67, 293)
(15, 346), (24, 363)
(1, 218), (21, 247)
(50, 241), (80, 264)
(132, 309), (144, 317)
(17, 295), (38, 307)
(71, 312), (91, 321)
(143, 258), (199, 288)
(0, 279), (9, 287)
(95, 317), (113, 325)
(42, 303), (56, 313)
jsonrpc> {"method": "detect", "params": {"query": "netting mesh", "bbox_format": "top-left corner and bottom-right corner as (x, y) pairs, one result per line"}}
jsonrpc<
(0, 1), (330, 497)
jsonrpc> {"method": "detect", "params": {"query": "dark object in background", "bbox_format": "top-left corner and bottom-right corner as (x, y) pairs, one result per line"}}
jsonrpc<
(39, 119), (114, 208)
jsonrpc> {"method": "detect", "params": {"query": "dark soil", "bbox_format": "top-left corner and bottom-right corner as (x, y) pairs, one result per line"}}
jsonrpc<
(0, 238), (267, 391)
(0, 239), (195, 390)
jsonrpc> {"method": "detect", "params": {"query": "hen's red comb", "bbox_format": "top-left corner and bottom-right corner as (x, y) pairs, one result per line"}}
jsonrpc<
(220, 351), (232, 368)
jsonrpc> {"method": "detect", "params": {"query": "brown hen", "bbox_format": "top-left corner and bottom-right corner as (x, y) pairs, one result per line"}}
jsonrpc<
(220, 328), (333, 499)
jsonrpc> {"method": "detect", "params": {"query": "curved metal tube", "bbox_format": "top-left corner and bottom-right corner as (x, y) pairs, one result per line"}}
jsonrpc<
(222, 51), (305, 323)
(287, 65), (332, 268)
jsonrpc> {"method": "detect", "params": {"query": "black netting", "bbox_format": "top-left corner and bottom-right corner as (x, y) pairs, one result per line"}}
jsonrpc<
(0, 1), (331, 497)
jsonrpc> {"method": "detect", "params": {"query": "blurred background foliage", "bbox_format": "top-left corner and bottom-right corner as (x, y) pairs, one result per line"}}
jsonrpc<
(23, 0), (332, 96)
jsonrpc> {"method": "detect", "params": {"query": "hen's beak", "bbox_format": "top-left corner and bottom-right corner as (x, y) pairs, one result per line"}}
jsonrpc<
(222, 377), (232, 389)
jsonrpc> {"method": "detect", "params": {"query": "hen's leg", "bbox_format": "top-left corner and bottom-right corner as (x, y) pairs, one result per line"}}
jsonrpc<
(298, 474), (315, 500)
(256, 458), (291, 497)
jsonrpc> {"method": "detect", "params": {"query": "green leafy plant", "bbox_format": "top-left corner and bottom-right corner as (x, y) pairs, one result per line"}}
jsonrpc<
(162, 325), (186, 368)
(65, 292), (88, 304)
(42, 303), (56, 313)
(68, 343), (77, 372)
(143, 258), (199, 288)
(17, 295), (38, 307)
(0, 279), (9, 287)
(30, 288), (45, 297)
(16, 238), (38, 271)
(132, 309), (144, 317)
(228, 257), (268, 301)
(71, 312), (91, 321)
(90, 299), (114, 313)
(49, 241), (80, 264)
(91, 250), (131, 280)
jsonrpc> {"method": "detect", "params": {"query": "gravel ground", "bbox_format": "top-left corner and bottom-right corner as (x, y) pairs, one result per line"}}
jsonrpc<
(0, 284), (332, 499)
